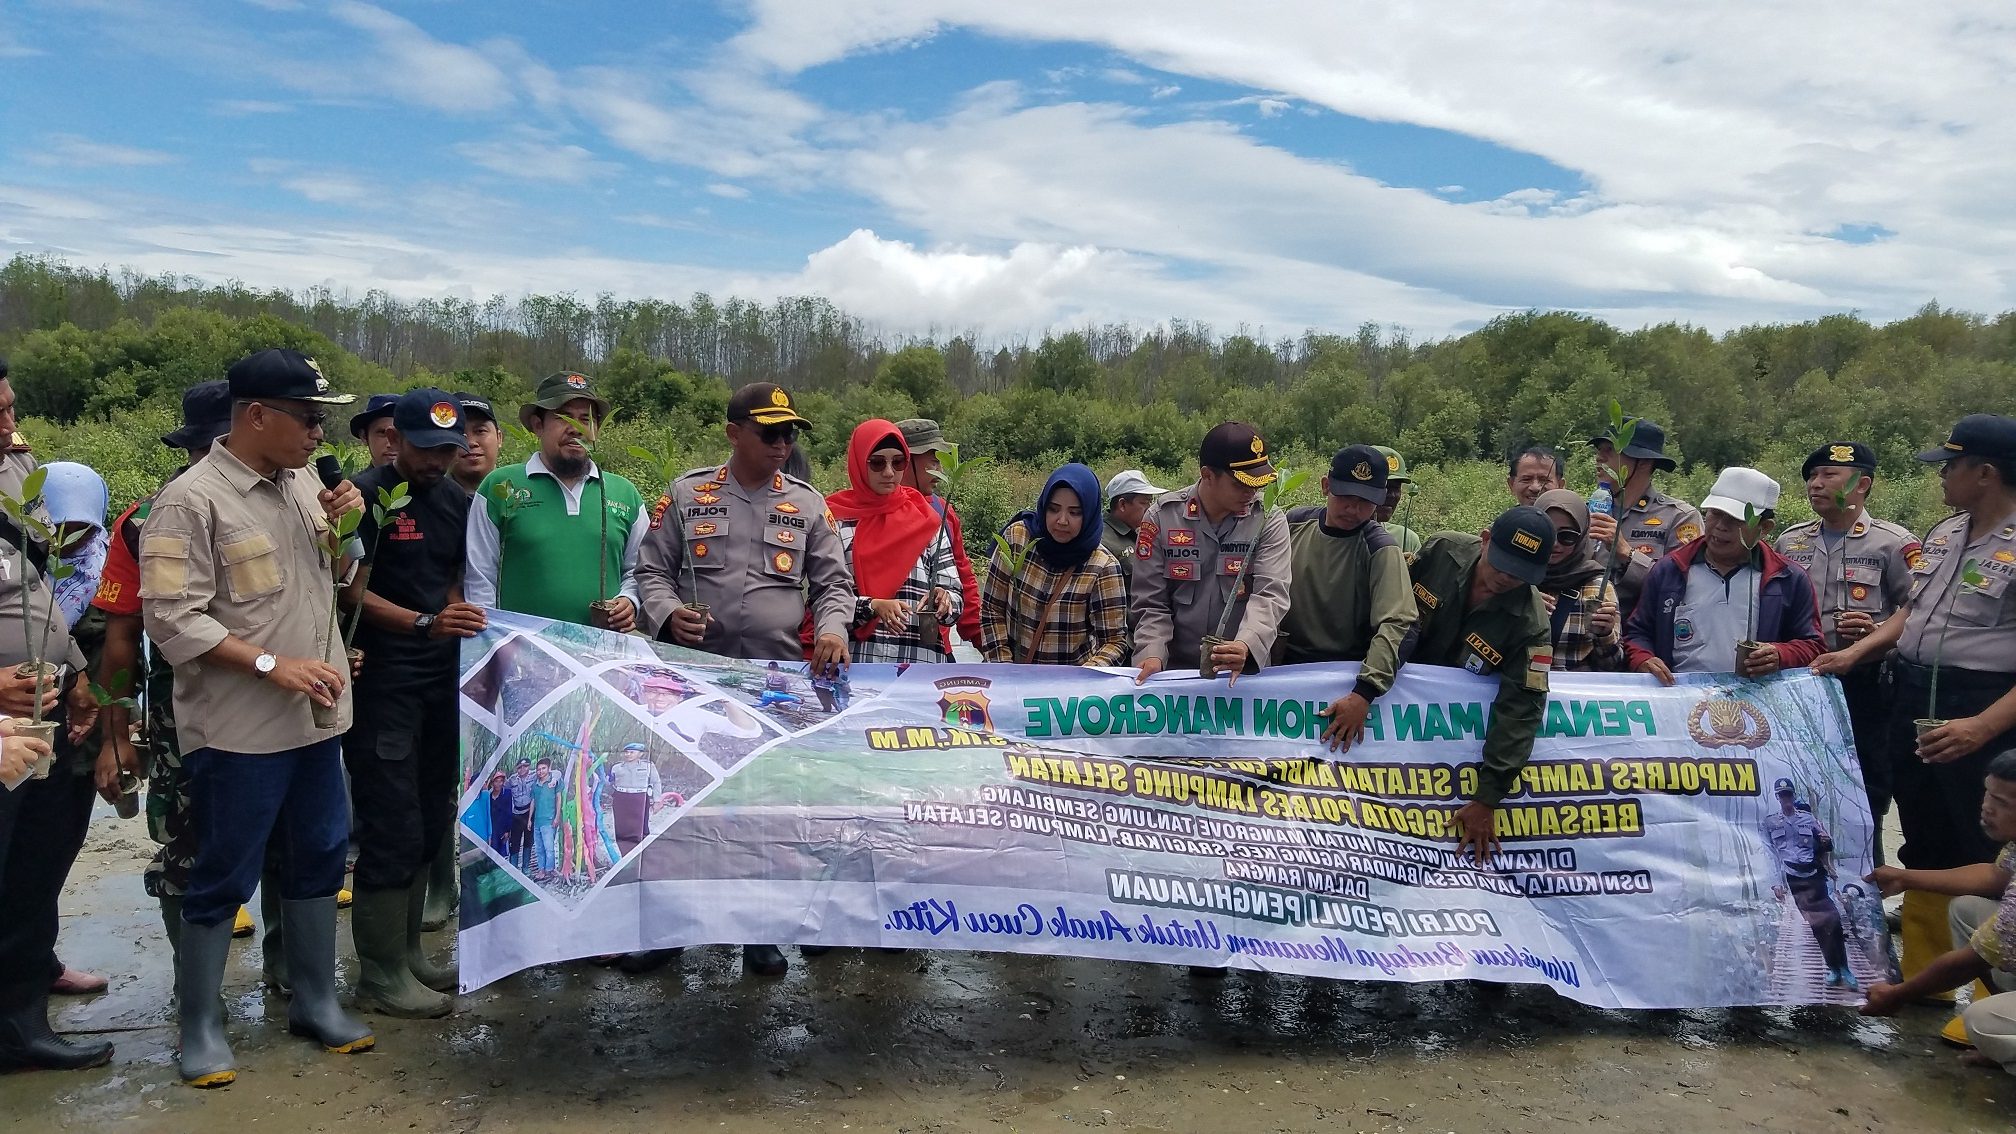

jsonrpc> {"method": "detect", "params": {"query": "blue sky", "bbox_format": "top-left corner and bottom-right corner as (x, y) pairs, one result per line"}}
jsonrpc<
(2, 1), (2011, 338)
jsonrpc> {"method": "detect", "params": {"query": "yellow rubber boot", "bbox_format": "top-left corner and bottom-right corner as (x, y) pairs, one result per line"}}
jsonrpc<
(1942, 980), (1996, 1047)
(1899, 891), (1956, 1004)
(232, 906), (255, 938)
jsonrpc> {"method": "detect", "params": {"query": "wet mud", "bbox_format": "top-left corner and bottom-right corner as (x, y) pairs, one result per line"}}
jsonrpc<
(4, 817), (2009, 1133)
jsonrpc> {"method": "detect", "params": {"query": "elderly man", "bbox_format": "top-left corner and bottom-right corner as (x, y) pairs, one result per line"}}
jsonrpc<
(140, 348), (372, 1087)
(1508, 447), (1565, 507)
(1624, 467), (1823, 684)
(466, 372), (646, 632)
(1101, 469), (1168, 605)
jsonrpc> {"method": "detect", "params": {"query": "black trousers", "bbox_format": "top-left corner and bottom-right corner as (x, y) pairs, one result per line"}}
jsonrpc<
(1887, 662), (2016, 871)
(1785, 872), (1848, 971)
(341, 671), (459, 893)
(1838, 664), (1892, 860)
(0, 766), (97, 1013)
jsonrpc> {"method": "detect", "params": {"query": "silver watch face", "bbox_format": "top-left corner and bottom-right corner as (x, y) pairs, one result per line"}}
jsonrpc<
(255, 653), (277, 674)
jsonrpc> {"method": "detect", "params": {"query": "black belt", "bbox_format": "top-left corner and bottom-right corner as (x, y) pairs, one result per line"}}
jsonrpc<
(1891, 658), (2016, 690)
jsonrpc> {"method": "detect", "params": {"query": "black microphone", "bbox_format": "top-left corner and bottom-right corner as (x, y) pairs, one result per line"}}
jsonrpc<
(315, 453), (344, 491)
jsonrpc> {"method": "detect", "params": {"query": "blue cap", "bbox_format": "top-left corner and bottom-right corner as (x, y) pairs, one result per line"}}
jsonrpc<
(390, 388), (469, 452)
(228, 349), (356, 406)
(621, 742), (648, 753)
(348, 393), (399, 440)
(1772, 777), (1794, 794)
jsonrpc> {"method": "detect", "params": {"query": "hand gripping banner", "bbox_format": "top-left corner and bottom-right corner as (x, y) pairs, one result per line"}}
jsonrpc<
(455, 610), (1888, 1009)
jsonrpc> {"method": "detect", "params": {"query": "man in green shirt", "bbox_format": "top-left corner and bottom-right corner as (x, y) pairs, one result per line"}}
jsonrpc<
(1372, 445), (1422, 559)
(466, 372), (647, 630)
(1278, 445), (1416, 753)
(1408, 506), (1555, 864)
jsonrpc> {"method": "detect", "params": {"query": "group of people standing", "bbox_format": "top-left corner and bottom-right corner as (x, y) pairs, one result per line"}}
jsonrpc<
(0, 342), (2012, 1084)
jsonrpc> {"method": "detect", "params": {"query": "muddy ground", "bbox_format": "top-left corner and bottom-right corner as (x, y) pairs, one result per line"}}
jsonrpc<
(3, 813), (2008, 1134)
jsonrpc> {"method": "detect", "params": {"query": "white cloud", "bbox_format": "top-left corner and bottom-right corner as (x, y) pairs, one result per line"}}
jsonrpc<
(211, 99), (292, 116)
(282, 174), (374, 205)
(706, 182), (751, 200)
(453, 135), (619, 184)
(327, 1), (514, 113)
(28, 134), (178, 168)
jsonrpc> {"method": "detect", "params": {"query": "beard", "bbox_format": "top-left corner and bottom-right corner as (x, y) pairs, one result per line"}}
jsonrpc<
(548, 451), (590, 479)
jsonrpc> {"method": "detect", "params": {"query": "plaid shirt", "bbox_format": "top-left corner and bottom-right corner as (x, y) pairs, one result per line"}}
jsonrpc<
(838, 521), (963, 663)
(980, 525), (1129, 666)
(1551, 574), (1627, 672)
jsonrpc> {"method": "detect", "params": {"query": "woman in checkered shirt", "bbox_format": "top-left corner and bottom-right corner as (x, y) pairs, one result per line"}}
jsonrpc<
(979, 464), (1128, 667)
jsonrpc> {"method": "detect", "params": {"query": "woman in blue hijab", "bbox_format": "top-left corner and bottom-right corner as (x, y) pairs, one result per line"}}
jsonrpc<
(979, 464), (1128, 666)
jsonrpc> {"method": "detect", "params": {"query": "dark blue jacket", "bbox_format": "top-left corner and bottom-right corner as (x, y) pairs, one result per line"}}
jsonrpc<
(1624, 538), (1826, 671)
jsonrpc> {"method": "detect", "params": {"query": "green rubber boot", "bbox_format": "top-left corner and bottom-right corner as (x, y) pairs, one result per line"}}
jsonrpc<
(283, 897), (377, 1051)
(405, 880), (458, 994)
(350, 888), (451, 1019)
(258, 880), (289, 996)
(420, 829), (457, 931)
(176, 916), (236, 1088)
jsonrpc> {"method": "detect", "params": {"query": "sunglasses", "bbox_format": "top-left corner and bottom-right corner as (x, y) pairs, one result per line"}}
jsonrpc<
(867, 454), (909, 472)
(254, 402), (329, 430)
(1555, 529), (1583, 546)
(754, 424), (799, 445)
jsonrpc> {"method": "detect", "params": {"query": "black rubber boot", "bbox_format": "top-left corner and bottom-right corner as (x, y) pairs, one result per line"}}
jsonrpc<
(0, 994), (113, 1072)
(176, 916), (236, 1087)
(743, 944), (788, 977)
(405, 881), (457, 994)
(281, 898), (375, 1054)
(615, 948), (683, 974)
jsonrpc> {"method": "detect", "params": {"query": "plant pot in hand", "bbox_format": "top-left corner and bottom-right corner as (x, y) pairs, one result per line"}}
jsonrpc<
(1914, 718), (1947, 737)
(114, 770), (142, 819)
(16, 719), (58, 779)
(1198, 635), (1228, 679)
(914, 607), (940, 646)
(1735, 640), (1762, 676)
(589, 599), (623, 630)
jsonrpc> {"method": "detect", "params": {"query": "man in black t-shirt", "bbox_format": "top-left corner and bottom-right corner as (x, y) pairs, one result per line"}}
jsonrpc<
(341, 389), (487, 1019)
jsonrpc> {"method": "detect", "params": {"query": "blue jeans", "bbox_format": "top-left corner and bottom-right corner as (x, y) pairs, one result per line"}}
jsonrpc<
(534, 823), (557, 875)
(182, 739), (350, 928)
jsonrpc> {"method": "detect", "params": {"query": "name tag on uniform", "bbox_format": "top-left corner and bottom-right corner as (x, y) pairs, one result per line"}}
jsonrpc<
(1463, 633), (1502, 667)
(768, 512), (808, 531)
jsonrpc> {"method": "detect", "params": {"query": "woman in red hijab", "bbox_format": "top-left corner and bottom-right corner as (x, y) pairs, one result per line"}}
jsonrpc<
(826, 420), (962, 662)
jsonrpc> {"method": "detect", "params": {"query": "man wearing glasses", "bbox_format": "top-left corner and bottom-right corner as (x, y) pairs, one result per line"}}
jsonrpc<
(138, 348), (370, 1087)
(632, 382), (853, 978)
(464, 372), (646, 632)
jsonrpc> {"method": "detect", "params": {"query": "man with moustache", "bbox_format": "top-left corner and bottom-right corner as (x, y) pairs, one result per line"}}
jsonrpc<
(341, 389), (486, 1020)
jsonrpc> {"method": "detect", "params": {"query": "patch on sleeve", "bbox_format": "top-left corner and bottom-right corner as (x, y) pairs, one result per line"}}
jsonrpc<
(1412, 581), (1438, 610)
(1136, 521), (1158, 560)
(1904, 543), (1926, 571)
(139, 533), (191, 599)
(1525, 650), (1553, 692)
(649, 492), (672, 530)
(1675, 523), (1701, 544)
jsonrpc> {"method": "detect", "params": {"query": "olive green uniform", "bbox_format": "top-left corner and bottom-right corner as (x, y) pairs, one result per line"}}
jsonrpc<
(1276, 509), (1415, 689)
(1408, 533), (1552, 805)
(1101, 515), (1141, 598)
(1129, 484), (1291, 672)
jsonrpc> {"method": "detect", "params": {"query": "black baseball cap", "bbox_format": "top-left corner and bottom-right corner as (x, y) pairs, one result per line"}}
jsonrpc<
(348, 393), (398, 440)
(1772, 777), (1795, 795)
(391, 387), (470, 452)
(1200, 422), (1277, 488)
(226, 349), (356, 405)
(1589, 418), (1676, 472)
(1801, 441), (1876, 481)
(727, 383), (812, 428)
(454, 391), (496, 424)
(161, 380), (233, 451)
(1327, 444), (1389, 502)
(1486, 506), (1553, 587)
(1918, 414), (2016, 465)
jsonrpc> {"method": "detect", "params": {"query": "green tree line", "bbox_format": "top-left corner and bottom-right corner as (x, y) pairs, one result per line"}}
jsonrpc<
(3, 253), (2012, 548)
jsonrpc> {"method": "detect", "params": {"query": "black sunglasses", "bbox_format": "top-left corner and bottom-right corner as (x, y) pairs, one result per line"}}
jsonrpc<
(1555, 529), (1583, 546)
(755, 424), (799, 445)
(253, 401), (329, 430)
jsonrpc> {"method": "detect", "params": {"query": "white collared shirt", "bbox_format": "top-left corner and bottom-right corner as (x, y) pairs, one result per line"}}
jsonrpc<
(463, 452), (649, 610)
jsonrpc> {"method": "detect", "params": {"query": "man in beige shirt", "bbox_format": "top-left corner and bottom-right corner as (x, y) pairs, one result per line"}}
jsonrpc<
(140, 349), (370, 1088)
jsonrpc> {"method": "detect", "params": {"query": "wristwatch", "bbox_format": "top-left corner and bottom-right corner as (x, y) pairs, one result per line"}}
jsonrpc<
(253, 653), (278, 679)
(413, 613), (436, 638)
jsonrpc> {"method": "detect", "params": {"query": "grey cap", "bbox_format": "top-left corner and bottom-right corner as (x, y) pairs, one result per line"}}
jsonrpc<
(896, 418), (954, 454)
(1105, 469), (1169, 500)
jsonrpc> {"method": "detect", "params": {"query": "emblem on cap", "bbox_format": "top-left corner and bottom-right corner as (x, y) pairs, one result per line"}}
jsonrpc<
(1386, 455), (1399, 471)
(1829, 444), (1856, 463)
(305, 357), (329, 391)
(1353, 462), (1373, 480)
(1511, 530), (1542, 554)
(1249, 436), (1265, 455)
(565, 373), (588, 389)
(770, 389), (789, 407)
(430, 402), (458, 428)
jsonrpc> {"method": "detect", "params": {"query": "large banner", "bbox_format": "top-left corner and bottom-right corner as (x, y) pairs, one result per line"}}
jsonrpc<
(455, 610), (1889, 1009)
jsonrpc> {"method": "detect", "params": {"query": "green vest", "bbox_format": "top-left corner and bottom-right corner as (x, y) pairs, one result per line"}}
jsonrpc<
(479, 463), (643, 623)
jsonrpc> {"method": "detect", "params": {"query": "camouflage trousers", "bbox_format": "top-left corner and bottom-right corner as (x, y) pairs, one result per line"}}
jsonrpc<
(140, 704), (192, 899)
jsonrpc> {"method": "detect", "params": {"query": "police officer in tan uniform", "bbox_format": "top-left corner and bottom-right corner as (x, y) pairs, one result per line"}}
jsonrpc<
(1130, 422), (1292, 685)
(1775, 441), (1919, 854)
(633, 382), (853, 978)
(1816, 414), (2016, 1005)
(1586, 419), (1702, 617)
